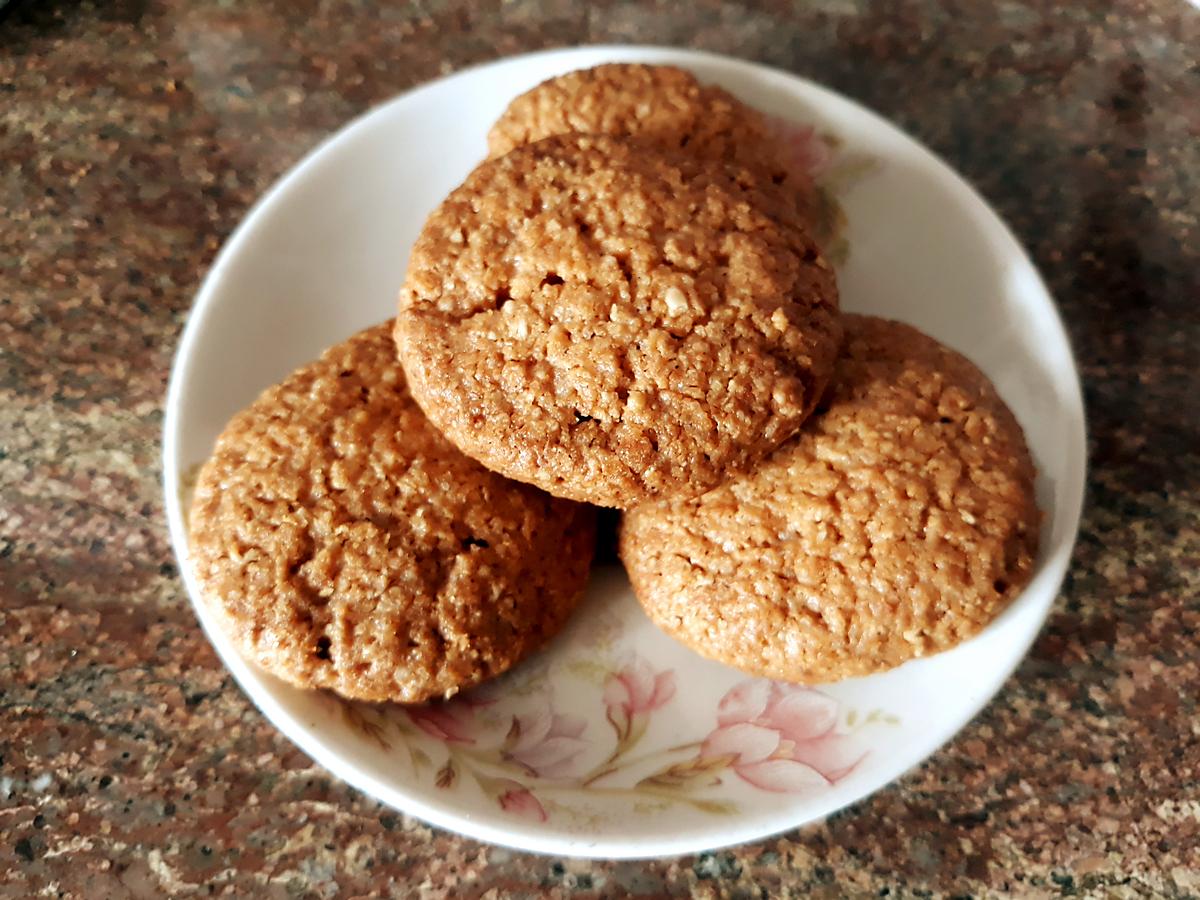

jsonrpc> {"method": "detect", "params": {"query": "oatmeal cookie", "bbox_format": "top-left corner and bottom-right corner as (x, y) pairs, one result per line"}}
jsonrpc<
(487, 63), (817, 224)
(395, 133), (841, 507)
(619, 314), (1040, 682)
(188, 322), (595, 703)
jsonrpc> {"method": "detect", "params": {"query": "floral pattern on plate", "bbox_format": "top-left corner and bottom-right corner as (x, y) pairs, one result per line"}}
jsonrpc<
(767, 118), (877, 266)
(330, 652), (896, 824)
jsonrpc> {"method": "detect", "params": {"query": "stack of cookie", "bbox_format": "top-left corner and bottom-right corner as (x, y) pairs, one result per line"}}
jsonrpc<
(190, 64), (1039, 706)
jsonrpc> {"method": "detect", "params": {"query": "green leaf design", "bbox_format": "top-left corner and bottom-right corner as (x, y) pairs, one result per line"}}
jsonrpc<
(624, 715), (649, 755)
(338, 701), (390, 750)
(846, 708), (902, 731)
(823, 153), (879, 189)
(633, 799), (671, 814)
(564, 659), (612, 684)
(435, 758), (457, 790)
(410, 747), (432, 771)
(683, 797), (739, 816)
(638, 754), (733, 790)
(606, 704), (631, 745)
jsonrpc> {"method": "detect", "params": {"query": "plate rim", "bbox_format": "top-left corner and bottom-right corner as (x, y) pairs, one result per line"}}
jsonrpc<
(162, 43), (1088, 859)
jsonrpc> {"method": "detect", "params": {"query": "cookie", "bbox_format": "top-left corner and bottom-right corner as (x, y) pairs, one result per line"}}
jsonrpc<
(188, 322), (595, 704)
(620, 314), (1041, 682)
(487, 63), (820, 234)
(395, 133), (842, 508)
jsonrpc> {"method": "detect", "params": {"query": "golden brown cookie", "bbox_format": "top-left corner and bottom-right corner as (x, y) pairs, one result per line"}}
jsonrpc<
(620, 314), (1041, 682)
(188, 322), (595, 704)
(395, 133), (841, 508)
(487, 63), (820, 235)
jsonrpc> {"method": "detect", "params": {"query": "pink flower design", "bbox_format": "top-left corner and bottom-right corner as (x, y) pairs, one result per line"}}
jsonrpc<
(406, 701), (475, 745)
(503, 708), (588, 778)
(603, 657), (677, 746)
(604, 658), (676, 719)
(700, 681), (864, 793)
(496, 780), (547, 822)
(766, 117), (836, 183)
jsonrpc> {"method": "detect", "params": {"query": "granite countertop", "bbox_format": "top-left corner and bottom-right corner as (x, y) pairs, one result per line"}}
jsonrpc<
(2, 0), (1198, 896)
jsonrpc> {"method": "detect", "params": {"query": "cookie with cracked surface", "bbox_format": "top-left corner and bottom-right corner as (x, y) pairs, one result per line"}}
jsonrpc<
(487, 63), (818, 228)
(619, 314), (1041, 682)
(395, 133), (841, 508)
(188, 322), (595, 704)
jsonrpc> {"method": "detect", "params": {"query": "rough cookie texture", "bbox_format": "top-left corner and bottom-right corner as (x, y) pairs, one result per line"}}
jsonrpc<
(395, 133), (841, 508)
(620, 314), (1041, 682)
(486, 63), (817, 224)
(188, 323), (595, 704)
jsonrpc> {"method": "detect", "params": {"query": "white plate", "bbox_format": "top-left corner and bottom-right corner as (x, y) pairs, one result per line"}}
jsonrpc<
(163, 46), (1086, 859)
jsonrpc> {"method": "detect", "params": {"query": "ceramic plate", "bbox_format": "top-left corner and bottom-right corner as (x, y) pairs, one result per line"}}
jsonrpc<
(163, 46), (1086, 859)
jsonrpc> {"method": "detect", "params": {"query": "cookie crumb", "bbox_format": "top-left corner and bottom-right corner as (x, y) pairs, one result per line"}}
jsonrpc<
(664, 286), (689, 316)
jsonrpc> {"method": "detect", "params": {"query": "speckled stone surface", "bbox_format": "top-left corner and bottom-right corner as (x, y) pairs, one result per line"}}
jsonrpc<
(1, 0), (1197, 896)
